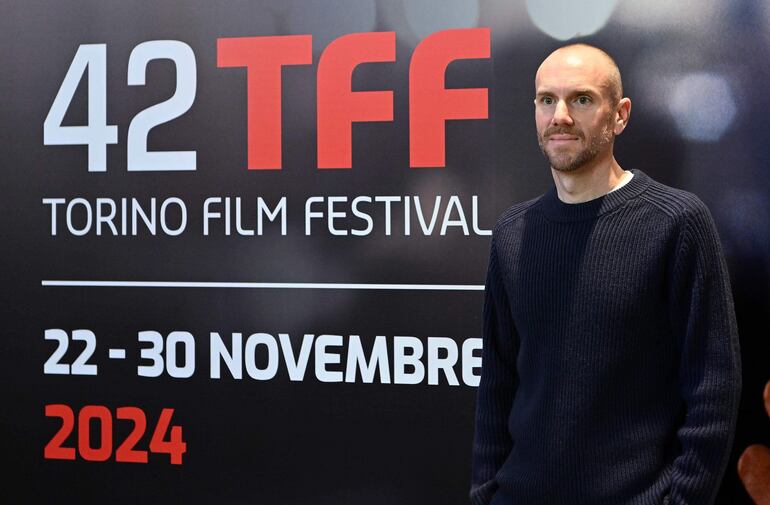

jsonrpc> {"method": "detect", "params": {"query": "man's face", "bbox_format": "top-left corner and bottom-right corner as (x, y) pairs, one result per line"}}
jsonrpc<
(534, 50), (618, 173)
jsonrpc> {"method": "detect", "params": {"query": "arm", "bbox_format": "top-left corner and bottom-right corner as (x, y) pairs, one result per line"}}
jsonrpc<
(667, 198), (742, 505)
(470, 236), (519, 505)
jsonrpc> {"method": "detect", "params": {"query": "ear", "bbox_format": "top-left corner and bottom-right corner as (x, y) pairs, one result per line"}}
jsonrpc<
(614, 97), (631, 135)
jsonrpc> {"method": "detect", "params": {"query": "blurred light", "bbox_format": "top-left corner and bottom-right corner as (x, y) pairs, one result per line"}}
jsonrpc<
(614, 0), (725, 33)
(525, 0), (618, 41)
(404, 0), (479, 41)
(629, 50), (692, 119)
(286, 0), (376, 54)
(477, 0), (534, 43)
(381, 0), (479, 48)
(668, 72), (737, 142)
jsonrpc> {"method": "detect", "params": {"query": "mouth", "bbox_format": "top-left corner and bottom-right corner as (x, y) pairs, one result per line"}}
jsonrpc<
(547, 135), (580, 147)
(548, 134), (579, 142)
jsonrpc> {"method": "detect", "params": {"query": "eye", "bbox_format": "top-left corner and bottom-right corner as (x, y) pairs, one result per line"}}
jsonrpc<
(575, 95), (592, 105)
(540, 96), (554, 105)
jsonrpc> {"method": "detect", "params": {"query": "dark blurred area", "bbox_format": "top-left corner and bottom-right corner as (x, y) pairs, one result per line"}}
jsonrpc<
(1, 0), (767, 503)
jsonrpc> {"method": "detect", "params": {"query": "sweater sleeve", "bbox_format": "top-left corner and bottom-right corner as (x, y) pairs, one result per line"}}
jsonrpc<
(666, 199), (742, 505)
(470, 235), (519, 505)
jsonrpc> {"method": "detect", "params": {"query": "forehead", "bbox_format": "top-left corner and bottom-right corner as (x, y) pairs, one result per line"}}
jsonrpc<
(535, 50), (611, 96)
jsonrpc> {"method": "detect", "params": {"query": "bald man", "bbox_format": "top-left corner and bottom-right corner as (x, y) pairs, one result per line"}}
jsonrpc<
(470, 44), (741, 505)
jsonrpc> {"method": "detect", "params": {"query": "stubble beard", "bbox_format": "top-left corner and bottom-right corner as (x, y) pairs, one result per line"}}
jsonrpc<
(538, 116), (615, 173)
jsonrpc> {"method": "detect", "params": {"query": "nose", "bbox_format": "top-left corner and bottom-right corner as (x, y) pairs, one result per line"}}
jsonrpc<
(551, 99), (573, 126)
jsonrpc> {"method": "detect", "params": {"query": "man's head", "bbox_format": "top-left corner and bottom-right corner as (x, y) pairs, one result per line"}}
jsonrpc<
(534, 44), (631, 173)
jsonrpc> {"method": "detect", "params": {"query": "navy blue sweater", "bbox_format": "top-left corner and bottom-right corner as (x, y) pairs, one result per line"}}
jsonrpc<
(470, 169), (741, 505)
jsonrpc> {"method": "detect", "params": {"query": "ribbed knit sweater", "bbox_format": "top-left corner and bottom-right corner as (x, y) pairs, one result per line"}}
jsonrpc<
(470, 169), (742, 505)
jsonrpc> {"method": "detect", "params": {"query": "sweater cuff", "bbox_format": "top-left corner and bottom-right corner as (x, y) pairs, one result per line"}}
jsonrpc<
(470, 480), (498, 505)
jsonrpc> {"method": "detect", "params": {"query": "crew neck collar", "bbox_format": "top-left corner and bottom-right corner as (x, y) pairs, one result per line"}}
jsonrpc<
(536, 168), (650, 222)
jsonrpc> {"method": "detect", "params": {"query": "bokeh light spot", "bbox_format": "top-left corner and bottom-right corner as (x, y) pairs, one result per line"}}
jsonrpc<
(668, 72), (737, 142)
(526, 0), (618, 41)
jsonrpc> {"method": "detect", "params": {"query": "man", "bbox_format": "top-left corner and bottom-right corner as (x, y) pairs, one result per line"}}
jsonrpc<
(470, 44), (742, 505)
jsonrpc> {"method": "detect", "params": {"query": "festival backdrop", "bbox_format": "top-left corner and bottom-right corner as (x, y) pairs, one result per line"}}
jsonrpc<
(2, 1), (768, 504)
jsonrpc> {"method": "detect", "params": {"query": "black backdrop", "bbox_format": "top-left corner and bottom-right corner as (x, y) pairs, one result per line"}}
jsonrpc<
(2, 1), (768, 504)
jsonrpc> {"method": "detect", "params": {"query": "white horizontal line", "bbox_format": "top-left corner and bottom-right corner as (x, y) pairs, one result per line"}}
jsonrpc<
(108, 349), (126, 359)
(41, 280), (484, 291)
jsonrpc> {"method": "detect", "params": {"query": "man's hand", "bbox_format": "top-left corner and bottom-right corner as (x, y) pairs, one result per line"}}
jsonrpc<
(738, 380), (770, 505)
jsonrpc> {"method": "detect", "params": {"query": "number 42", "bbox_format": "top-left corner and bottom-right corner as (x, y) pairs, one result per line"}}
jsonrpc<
(43, 40), (196, 172)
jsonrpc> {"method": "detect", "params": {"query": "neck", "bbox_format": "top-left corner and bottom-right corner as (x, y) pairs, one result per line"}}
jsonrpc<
(550, 153), (626, 203)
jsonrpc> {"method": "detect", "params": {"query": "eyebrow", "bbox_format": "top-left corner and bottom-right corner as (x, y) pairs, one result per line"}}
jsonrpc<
(535, 88), (600, 98)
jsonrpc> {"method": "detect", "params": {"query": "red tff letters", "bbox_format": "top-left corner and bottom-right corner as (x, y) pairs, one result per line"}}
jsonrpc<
(217, 28), (490, 170)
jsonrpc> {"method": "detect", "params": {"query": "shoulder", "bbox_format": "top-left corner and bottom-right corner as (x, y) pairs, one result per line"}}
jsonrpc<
(492, 195), (542, 237)
(636, 175), (714, 227)
(635, 175), (725, 267)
